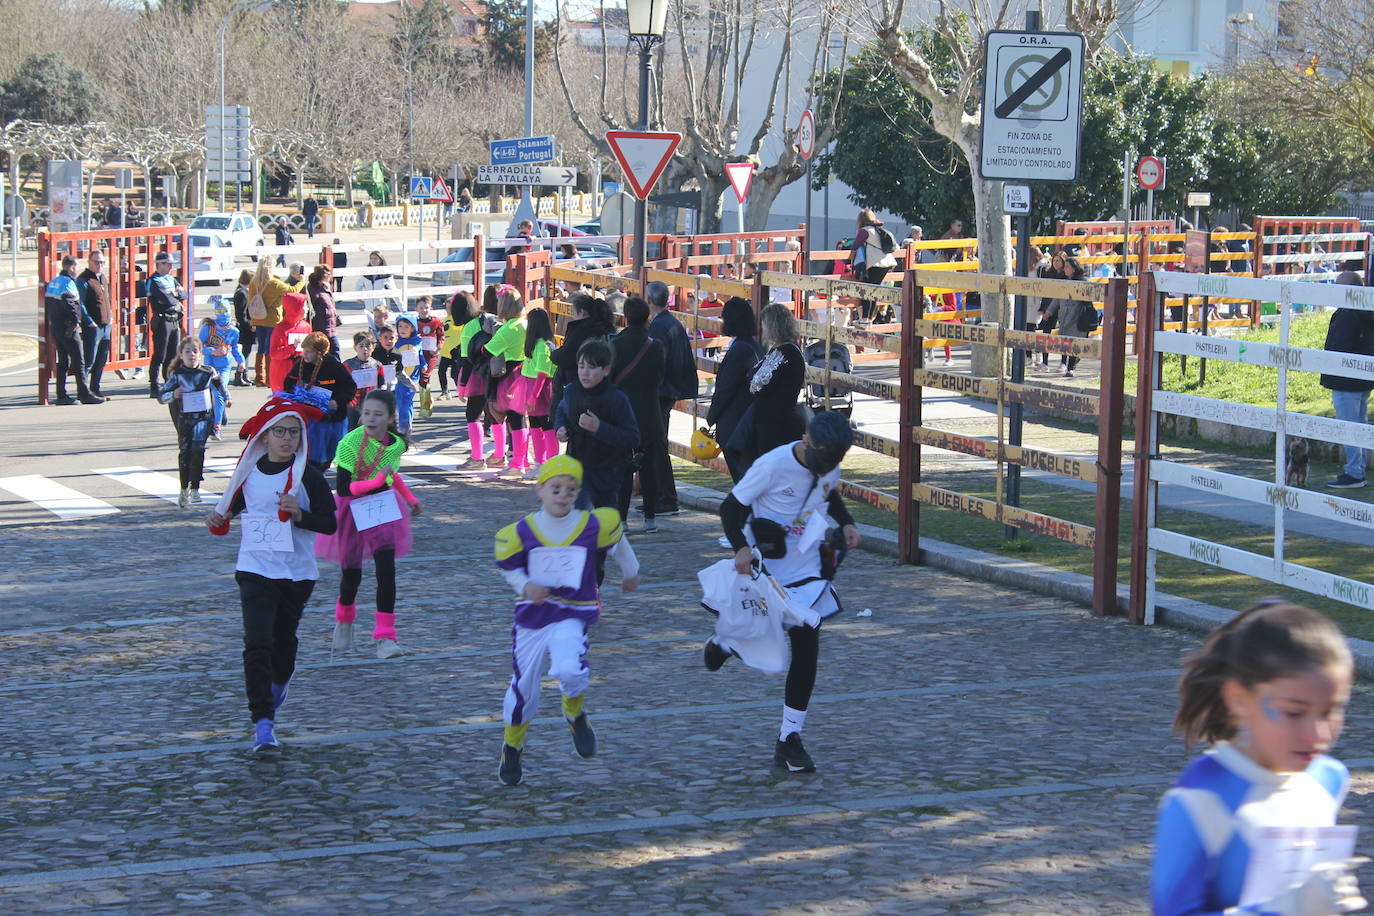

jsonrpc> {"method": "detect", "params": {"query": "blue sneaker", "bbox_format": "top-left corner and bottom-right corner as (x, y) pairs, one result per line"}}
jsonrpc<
(252, 719), (279, 753)
(271, 679), (290, 712)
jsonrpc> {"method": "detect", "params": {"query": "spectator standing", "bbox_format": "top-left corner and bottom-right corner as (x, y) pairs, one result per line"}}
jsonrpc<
(850, 209), (897, 322)
(707, 297), (763, 482)
(103, 199), (123, 229)
(273, 216), (293, 266)
(1041, 256), (1094, 379)
(356, 251), (398, 309)
(551, 291), (616, 424)
(645, 280), (696, 516)
(1322, 271), (1374, 489)
(147, 251), (187, 395)
(731, 303), (806, 476)
(302, 196), (319, 239)
(76, 248), (113, 398)
(308, 264), (339, 355)
(45, 255), (103, 405)
(611, 297), (667, 533)
(232, 268), (254, 385)
(457, 187), (473, 212)
(248, 258), (290, 386)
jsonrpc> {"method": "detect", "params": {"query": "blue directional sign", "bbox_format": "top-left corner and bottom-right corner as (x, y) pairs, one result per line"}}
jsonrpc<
(489, 135), (556, 166)
(409, 176), (433, 199)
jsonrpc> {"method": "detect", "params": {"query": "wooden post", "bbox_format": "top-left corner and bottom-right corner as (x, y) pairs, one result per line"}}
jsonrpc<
(897, 272), (922, 565)
(1128, 270), (1160, 625)
(1093, 277), (1129, 617)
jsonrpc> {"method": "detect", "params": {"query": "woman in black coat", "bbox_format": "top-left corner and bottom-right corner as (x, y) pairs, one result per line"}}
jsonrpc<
(551, 291), (617, 421)
(708, 297), (763, 481)
(729, 303), (806, 478)
(611, 297), (667, 529)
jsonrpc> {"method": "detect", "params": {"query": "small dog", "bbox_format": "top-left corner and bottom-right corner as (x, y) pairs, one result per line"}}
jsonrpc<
(1286, 438), (1309, 489)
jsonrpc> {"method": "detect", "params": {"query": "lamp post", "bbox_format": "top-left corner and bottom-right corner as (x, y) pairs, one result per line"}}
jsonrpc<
(626, 0), (668, 274)
(218, 0), (264, 212)
(405, 35), (445, 240)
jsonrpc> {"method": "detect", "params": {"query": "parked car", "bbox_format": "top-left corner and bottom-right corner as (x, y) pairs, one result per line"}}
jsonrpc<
(189, 233), (237, 284)
(187, 211), (265, 259)
(536, 219), (590, 238)
(429, 244), (511, 291)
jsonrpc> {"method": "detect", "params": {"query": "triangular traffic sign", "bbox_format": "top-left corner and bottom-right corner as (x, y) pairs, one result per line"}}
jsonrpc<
(725, 162), (754, 203)
(430, 175), (453, 203)
(606, 130), (682, 201)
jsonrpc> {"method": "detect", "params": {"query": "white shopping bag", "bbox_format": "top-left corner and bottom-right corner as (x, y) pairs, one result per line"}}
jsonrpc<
(697, 557), (787, 673)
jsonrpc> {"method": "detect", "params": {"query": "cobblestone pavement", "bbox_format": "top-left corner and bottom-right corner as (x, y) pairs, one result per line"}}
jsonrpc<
(2, 454), (1372, 915)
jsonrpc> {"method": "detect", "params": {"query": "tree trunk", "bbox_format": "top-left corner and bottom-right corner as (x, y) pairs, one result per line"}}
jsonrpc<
(744, 165), (802, 233)
(697, 175), (729, 234)
(949, 122), (1012, 379)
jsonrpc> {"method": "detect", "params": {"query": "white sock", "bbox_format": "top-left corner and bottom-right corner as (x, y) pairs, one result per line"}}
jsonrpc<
(780, 706), (807, 741)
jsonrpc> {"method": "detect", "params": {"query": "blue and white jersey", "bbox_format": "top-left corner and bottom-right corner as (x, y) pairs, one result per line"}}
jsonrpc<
(1152, 741), (1349, 915)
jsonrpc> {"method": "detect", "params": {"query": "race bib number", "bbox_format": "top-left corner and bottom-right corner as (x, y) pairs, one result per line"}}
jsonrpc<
(382, 364), (397, 385)
(351, 368), (377, 389)
(239, 513), (293, 552)
(288, 332), (307, 350)
(350, 489), (402, 531)
(528, 546), (587, 591)
(180, 388), (212, 413)
(420, 337), (438, 352)
(798, 509), (828, 553)
(1240, 826), (1358, 907)
(400, 348), (420, 367)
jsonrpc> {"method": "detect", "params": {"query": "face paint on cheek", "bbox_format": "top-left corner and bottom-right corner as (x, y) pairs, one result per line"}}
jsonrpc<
(1260, 695), (1284, 723)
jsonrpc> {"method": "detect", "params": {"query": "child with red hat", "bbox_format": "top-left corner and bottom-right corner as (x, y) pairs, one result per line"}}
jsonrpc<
(205, 394), (338, 754)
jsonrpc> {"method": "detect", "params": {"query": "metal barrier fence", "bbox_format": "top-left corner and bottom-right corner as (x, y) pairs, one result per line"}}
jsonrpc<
(1129, 270), (1374, 624)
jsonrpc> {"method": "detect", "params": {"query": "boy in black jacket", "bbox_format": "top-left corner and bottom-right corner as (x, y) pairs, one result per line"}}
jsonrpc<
(555, 339), (639, 513)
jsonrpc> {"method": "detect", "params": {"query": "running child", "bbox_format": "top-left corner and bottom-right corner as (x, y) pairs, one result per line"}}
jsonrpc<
(159, 336), (228, 508)
(316, 390), (420, 660)
(436, 293), (471, 400)
(458, 291), (498, 469)
(554, 339), (639, 511)
(509, 306), (557, 478)
(343, 330), (381, 430)
(392, 314), (423, 435)
(484, 287), (528, 474)
(374, 324), (400, 391)
(492, 454), (640, 786)
(205, 395), (338, 753)
(1152, 600), (1366, 915)
(199, 297), (245, 436)
(413, 295), (443, 393)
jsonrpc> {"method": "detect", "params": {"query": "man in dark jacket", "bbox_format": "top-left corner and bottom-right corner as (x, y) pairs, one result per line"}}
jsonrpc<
(45, 256), (102, 405)
(1322, 271), (1374, 488)
(147, 251), (186, 394)
(302, 196), (319, 238)
(273, 216), (293, 266)
(77, 249), (114, 398)
(645, 280), (696, 515)
(612, 297), (666, 532)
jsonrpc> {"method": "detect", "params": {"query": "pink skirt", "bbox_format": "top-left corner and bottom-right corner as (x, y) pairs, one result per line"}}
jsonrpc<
(458, 365), (486, 397)
(315, 492), (414, 568)
(508, 373), (551, 416)
(492, 369), (523, 414)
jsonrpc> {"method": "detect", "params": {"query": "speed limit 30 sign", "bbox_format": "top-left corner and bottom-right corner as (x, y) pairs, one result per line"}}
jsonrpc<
(1136, 155), (1166, 190)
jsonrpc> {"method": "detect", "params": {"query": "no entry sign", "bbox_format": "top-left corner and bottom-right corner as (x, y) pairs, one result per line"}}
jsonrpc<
(1136, 156), (1166, 191)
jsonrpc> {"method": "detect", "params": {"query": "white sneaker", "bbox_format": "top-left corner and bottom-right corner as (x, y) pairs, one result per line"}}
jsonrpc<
(717, 535), (732, 549)
(331, 620), (353, 652)
(522, 466), (539, 480)
(188, 488), (203, 505)
(376, 638), (404, 659)
(114, 368), (128, 380)
(177, 488), (190, 509)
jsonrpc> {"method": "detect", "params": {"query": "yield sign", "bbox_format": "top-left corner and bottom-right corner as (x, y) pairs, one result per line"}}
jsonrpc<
(605, 130), (681, 200)
(430, 175), (454, 203)
(725, 162), (754, 203)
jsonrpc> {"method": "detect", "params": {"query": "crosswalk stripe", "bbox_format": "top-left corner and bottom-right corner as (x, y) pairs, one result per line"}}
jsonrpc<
(207, 456), (422, 486)
(401, 451), (462, 472)
(93, 466), (217, 504)
(0, 475), (119, 520)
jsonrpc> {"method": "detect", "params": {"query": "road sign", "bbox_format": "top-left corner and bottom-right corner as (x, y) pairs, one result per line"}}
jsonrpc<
(605, 130), (682, 201)
(430, 176), (453, 203)
(410, 176), (433, 199)
(796, 109), (816, 160)
(1136, 156), (1165, 190)
(978, 30), (1086, 183)
(114, 169), (135, 190)
(489, 136), (556, 166)
(1003, 183), (1032, 215)
(1186, 191), (1211, 208)
(599, 192), (636, 237)
(724, 162), (754, 203)
(475, 164), (578, 187)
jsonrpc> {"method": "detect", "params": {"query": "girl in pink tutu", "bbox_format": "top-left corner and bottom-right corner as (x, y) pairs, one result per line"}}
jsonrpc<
(508, 306), (557, 479)
(317, 389), (421, 658)
(483, 287), (528, 475)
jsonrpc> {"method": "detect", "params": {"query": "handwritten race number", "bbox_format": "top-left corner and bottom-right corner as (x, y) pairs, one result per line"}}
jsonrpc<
(351, 368), (378, 390)
(420, 337), (438, 352)
(240, 513), (293, 552)
(1240, 825), (1358, 907)
(400, 348), (420, 367)
(382, 364), (397, 385)
(288, 333), (307, 350)
(350, 490), (402, 531)
(528, 546), (587, 591)
(180, 388), (212, 413)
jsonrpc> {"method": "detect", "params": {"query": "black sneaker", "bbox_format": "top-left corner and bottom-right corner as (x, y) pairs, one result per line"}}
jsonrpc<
(498, 744), (523, 786)
(655, 503), (681, 516)
(703, 637), (731, 671)
(568, 713), (596, 759)
(54, 395), (76, 406)
(773, 733), (816, 773)
(1327, 474), (1367, 489)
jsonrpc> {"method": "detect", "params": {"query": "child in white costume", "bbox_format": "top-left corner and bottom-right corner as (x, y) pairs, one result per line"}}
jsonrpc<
(492, 454), (640, 786)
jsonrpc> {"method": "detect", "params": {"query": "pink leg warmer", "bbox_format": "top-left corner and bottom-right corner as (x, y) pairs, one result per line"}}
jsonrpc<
(510, 428), (530, 470)
(467, 422), (484, 461)
(373, 611), (398, 641)
(490, 423), (507, 462)
(335, 601), (357, 623)
(543, 429), (560, 460)
(530, 427), (548, 465)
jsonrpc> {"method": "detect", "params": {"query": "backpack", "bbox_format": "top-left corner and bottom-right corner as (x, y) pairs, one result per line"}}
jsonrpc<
(1080, 306), (1102, 333)
(864, 227), (898, 270)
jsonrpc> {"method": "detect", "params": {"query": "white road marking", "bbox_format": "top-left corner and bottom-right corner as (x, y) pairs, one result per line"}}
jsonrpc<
(0, 475), (119, 520)
(93, 466), (216, 504)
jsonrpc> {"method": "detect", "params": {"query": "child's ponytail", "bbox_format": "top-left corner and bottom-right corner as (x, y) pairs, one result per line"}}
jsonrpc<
(1175, 599), (1352, 745)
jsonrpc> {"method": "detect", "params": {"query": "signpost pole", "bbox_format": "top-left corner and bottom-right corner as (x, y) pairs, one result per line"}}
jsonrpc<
(1122, 149), (1131, 277)
(1006, 184), (1031, 539)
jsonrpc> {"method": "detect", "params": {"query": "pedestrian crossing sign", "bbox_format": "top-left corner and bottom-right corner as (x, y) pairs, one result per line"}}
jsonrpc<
(409, 177), (433, 200)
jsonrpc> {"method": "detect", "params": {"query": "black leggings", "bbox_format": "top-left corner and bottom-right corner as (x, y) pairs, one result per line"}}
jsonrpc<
(784, 625), (820, 711)
(237, 571), (313, 724)
(339, 549), (396, 615)
(178, 446), (206, 489)
(507, 412), (525, 430)
(528, 413), (551, 431)
(436, 356), (460, 392)
(465, 394), (487, 424)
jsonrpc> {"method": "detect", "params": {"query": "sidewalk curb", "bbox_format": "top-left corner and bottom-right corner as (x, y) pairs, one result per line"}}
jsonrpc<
(674, 482), (1374, 679)
(0, 276), (38, 292)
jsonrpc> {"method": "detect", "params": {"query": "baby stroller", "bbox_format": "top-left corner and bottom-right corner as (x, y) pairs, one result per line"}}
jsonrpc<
(803, 338), (853, 418)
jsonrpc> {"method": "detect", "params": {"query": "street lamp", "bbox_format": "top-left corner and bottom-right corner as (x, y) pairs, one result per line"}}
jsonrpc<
(626, 0), (668, 273)
(218, 0), (266, 212)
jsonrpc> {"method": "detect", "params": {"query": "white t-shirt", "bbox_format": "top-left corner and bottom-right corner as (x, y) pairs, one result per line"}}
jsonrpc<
(236, 465), (319, 581)
(731, 442), (840, 585)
